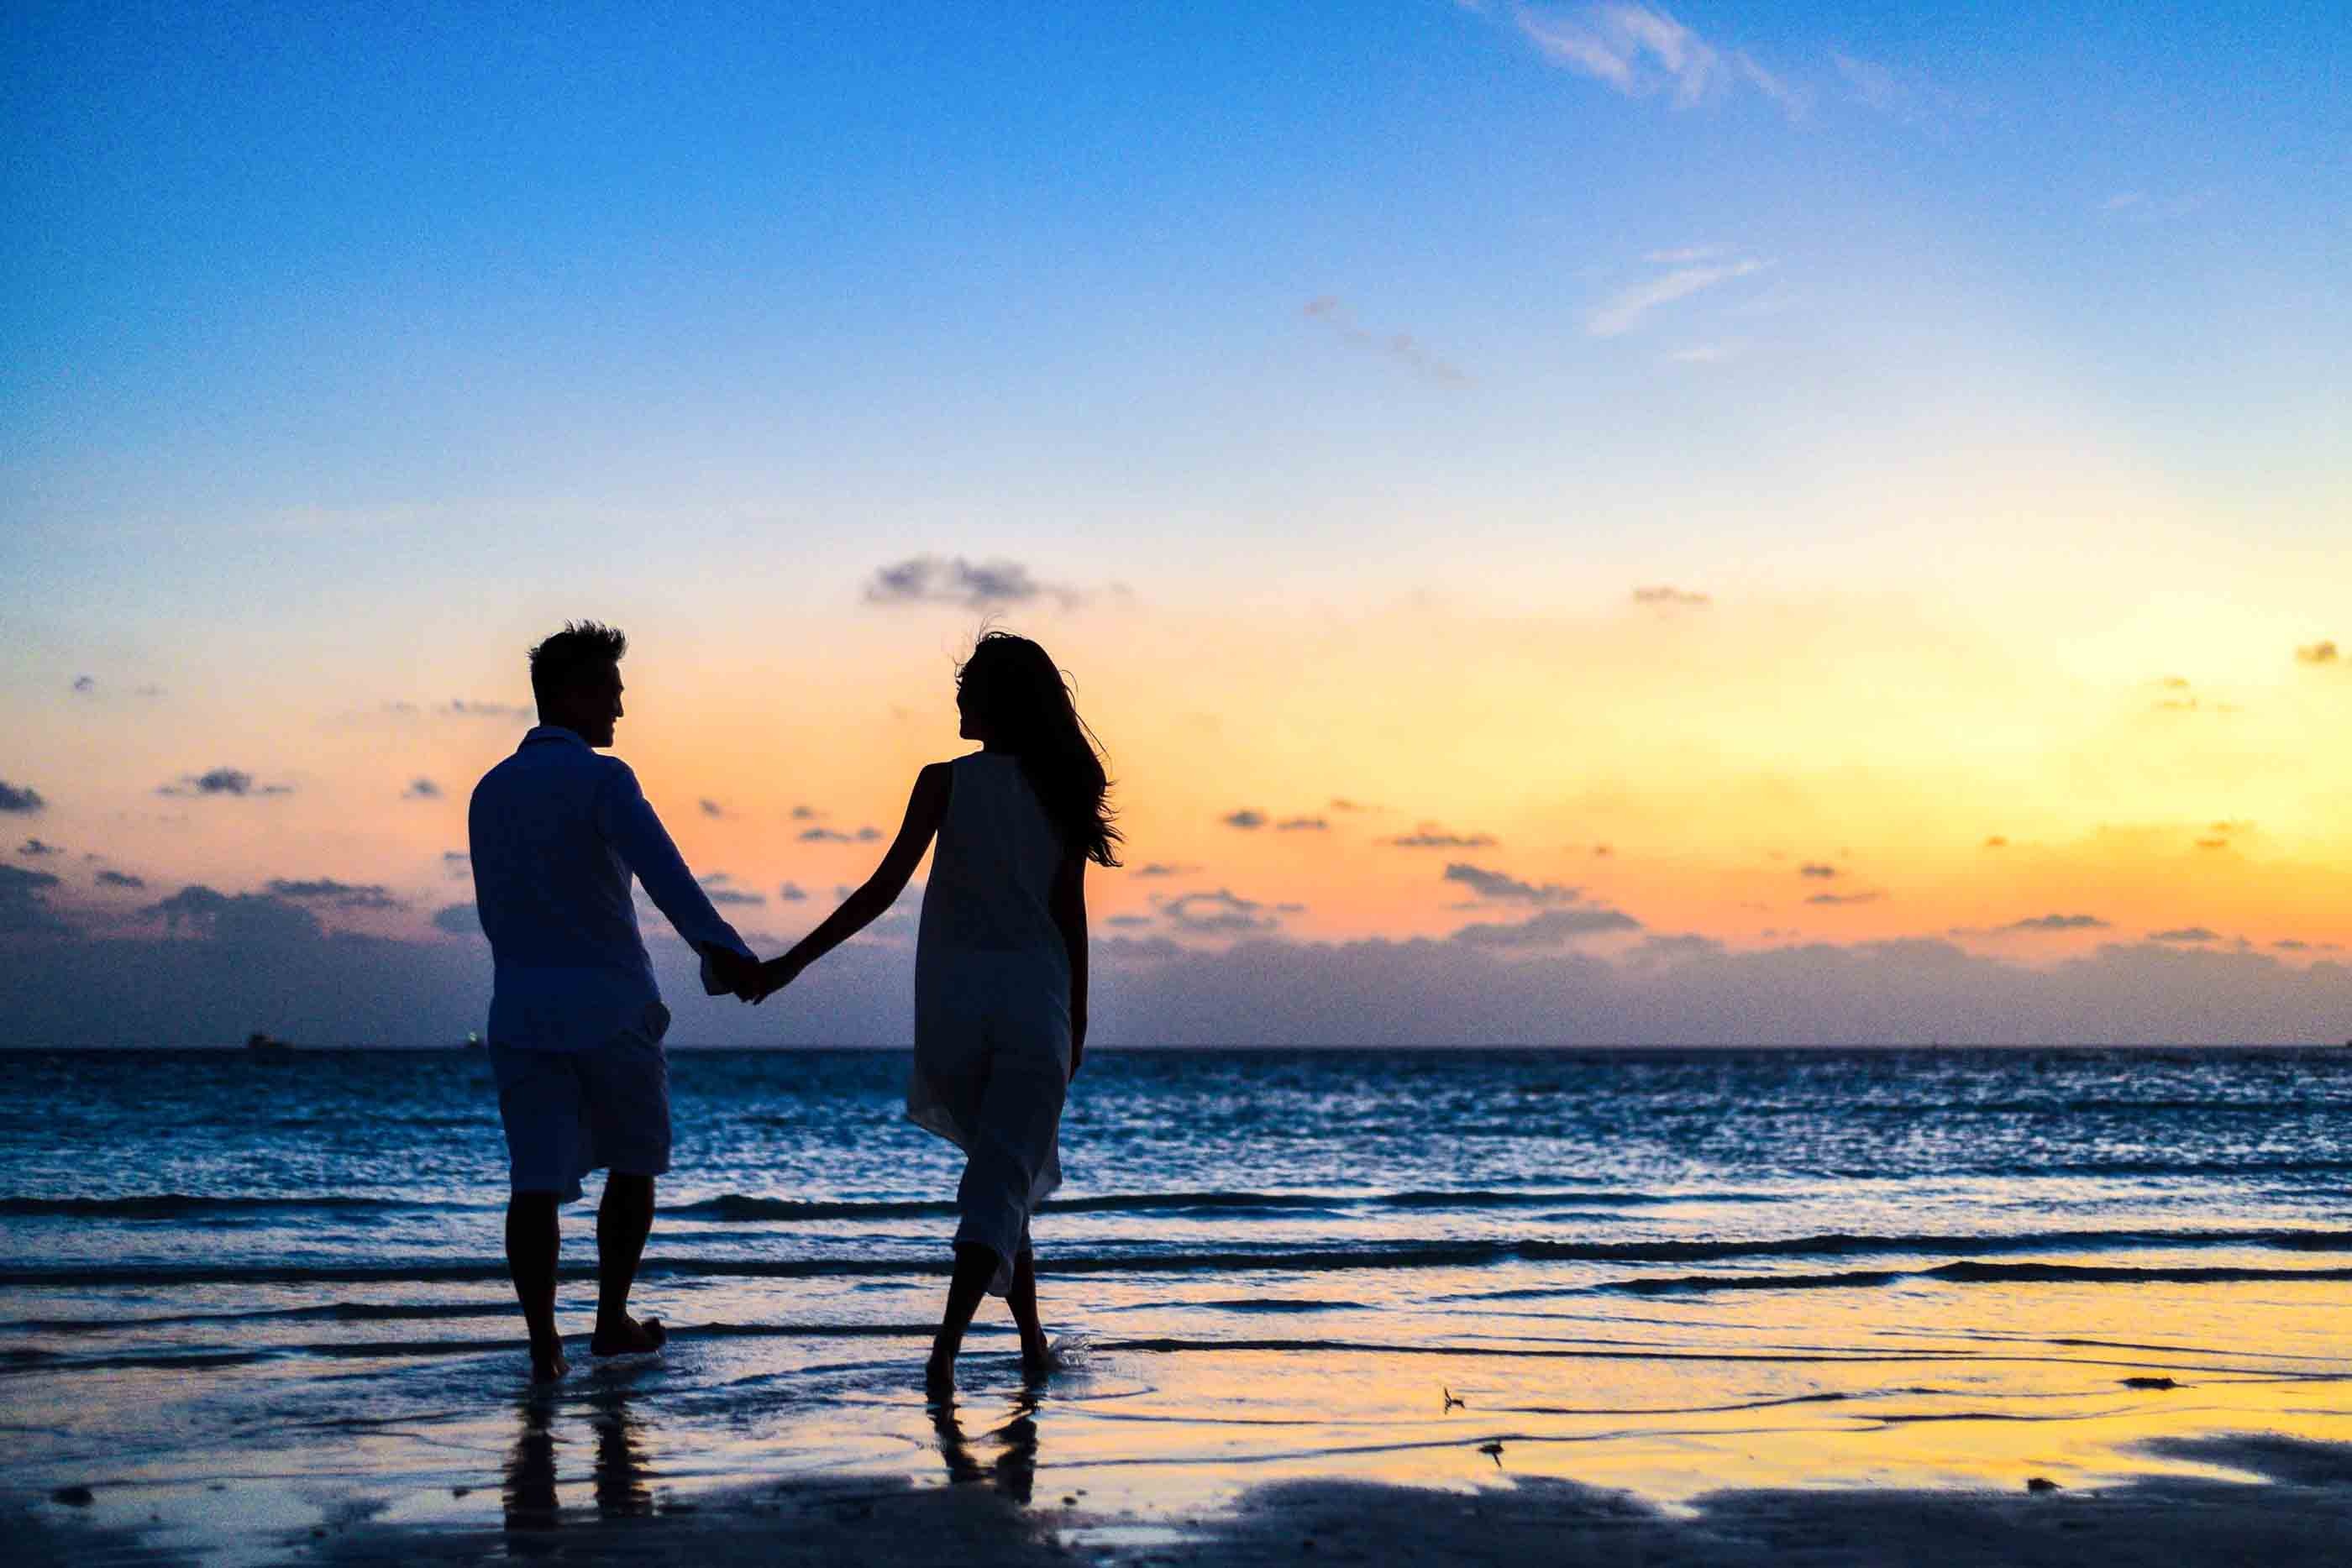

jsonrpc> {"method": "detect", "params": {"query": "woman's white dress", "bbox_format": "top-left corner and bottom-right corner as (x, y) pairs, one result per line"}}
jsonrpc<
(909, 752), (1073, 1293)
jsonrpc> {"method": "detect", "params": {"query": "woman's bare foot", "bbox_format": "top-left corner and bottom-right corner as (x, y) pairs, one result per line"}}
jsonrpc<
(589, 1314), (666, 1358)
(1019, 1329), (1057, 1383)
(528, 1338), (571, 1383)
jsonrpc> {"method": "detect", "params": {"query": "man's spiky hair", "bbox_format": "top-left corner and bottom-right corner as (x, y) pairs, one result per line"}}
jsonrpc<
(528, 621), (627, 706)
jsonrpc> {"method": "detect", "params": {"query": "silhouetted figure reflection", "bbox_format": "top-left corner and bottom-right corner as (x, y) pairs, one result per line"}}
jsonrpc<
(931, 1389), (1042, 1503)
(590, 1385), (655, 1518)
(757, 632), (1121, 1393)
(502, 1399), (560, 1539)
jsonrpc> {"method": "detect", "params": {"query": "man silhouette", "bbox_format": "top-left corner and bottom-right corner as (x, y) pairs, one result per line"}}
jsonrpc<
(469, 621), (761, 1382)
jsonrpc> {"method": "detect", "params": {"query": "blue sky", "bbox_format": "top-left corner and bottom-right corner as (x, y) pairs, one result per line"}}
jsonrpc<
(3, 3), (2347, 1043)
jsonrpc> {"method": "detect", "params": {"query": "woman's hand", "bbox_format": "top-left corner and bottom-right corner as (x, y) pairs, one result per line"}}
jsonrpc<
(752, 952), (806, 1004)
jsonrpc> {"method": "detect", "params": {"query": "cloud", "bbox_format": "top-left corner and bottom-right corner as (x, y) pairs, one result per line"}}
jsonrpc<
(779, 882), (810, 902)
(402, 778), (442, 800)
(1588, 257), (1765, 337)
(1798, 863), (1840, 878)
(439, 700), (533, 720)
(699, 798), (726, 818)
(96, 870), (146, 889)
(146, 884), (324, 944)
(2297, 640), (2339, 665)
(1830, 51), (1975, 127)
(1805, 892), (1882, 906)
(0, 781), (48, 815)
(1161, 889), (1280, 935)
(71, 675), (95, 694)
(432, 902), (481, 936)
(1631, 585), (1710, 610)
(1982, 836), (2008, 848)
(790, 805), (822, 820)
(160, 768), (291, 799)
(265, 878), (402, 910)
(18, 838), (62, 857)
(2000, 914), (2111, 932)
(1301, 297), (1468, 386)
(1328, 799), (1374, 813)
(2273, 939), (2309, 952)
(1451, 905), (1643, 946)
(1506, 4), (1792, 112)
(1276, 817), (1330, 832)
(1105, 913), (1155, 928)
(2150, 926), (2219, 944)
(1389, 825), (1499, 849)
(1221, 810), (1268, 831)
(698, 871), (765, 907)
(798, 826), (881, 844)
(0, 863), (68, 934)
(1443, 863), (1581, 905)
(1132, 863), (1198, 878)
(863, 556), (1076, 611)
(442, 851), (470, 872)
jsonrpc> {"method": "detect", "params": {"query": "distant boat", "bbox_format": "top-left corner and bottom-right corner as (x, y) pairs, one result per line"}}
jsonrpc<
(463, 1031), (484, 1050)
(245, 1031), (291, 1051)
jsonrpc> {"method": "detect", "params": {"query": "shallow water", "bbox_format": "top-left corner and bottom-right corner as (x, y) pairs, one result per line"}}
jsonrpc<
(5, 1046), (2351, 1560)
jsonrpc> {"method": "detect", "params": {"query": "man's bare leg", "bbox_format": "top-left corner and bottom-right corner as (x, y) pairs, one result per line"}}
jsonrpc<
(927, 1243), (999, 1396)
(1006, 1248), (1053, 1380)
(590, 1172), (665, 1356)
(506, 1193), (568, 1382)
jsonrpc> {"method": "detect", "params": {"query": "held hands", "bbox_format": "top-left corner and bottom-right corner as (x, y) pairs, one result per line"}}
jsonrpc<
(700, 943), (766, 1004)
(749, 951), (807, 1004)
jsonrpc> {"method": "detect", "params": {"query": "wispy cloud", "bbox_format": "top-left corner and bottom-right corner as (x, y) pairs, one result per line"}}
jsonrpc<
(800, 826), (884, 844)
(1301, 297), (1467, 386)
(96, 869), (146, 890)
(1632, 584), (1711, 610)
(1588, 257), (1765, 337)
(18, 838), (62, 857)
(1221, 810), (1267, 831)
(2295, 640), (2339, 666)
(1806, 891), (1882, 906)
(1444, 863), (1581, 905)
(160, 768), (291, 799)
(1389, 824), (1499, 849)
(1831, 50), (1977, 128)
(266, 878), (402, 911)
(402, 778), (441, 800)
(1132, 863), (1199, 878)
(0, 781), (48, 815)
(1503, 5), (1801, 118)
(2150, 926), (2219, 944)
(1275, 817), (1330, 832)
(2001, 913), (2110, 932)
(864, 556), (1079, 611)
(1452, 905), (1642, 946)
(1160, 889), (1281, 935)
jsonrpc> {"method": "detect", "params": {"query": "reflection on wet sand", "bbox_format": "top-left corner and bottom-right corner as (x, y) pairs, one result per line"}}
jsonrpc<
(933, 1389), (1042, 1504)
(501, 1381), (659, 1539)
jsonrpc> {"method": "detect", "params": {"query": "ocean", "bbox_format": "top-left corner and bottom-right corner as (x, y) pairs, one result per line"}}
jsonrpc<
(7, 1046), (2352, 1558)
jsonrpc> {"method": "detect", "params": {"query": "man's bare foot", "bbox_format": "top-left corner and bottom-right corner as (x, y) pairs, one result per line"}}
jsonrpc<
(589, 1314), (666, 1358)
(925, 1346), (957, 1398)
(529, 1340), (570, 1383)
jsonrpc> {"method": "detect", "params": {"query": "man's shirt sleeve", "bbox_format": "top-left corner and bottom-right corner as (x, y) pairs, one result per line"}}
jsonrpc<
(596, 762), (753, 961)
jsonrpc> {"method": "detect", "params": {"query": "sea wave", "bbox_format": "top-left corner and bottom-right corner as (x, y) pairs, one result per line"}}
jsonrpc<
(4, 1225), (2344, 1291)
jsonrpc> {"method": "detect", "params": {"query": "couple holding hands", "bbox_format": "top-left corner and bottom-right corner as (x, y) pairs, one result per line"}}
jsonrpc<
(467, 622), (1116, 1391)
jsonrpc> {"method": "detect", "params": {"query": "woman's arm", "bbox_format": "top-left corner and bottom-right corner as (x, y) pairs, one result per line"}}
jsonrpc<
(1049, 849), (1088, 1078)
(758, 763), (950, 997)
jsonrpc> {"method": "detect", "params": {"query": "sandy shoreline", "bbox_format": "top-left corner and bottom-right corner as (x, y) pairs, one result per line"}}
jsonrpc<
(24, 1430), (2352, 1566)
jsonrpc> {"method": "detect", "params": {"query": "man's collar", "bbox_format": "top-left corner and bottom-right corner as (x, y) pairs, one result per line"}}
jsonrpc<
(520, 725), (591, 750)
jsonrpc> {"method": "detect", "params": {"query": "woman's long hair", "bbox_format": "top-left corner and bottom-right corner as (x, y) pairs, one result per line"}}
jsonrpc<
(956, 632), (1122, 868)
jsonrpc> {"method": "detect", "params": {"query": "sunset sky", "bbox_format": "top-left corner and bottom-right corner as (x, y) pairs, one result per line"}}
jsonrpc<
(4, 3), (2348, 1044)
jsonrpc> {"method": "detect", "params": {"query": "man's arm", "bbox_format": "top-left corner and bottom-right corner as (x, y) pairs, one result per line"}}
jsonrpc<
(1049, 849), (1087, 1079)
(596, 763), (760, 997)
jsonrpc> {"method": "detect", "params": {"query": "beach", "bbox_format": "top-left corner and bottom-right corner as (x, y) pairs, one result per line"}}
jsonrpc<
(8, 1046), (2352, 1564)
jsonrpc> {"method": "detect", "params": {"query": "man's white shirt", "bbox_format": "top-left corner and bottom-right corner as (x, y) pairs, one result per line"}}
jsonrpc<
(469, 725), (753, 1051)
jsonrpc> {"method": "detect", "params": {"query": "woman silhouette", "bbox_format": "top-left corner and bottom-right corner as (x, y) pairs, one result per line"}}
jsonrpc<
(759, 632), (1120, 1392)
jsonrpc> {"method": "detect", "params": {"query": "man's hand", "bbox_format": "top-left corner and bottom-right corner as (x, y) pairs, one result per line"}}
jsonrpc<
(700, 943), (765, 1004)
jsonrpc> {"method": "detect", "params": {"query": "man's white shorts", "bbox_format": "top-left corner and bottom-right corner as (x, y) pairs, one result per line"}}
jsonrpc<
(490, 1007), (671, 1203)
